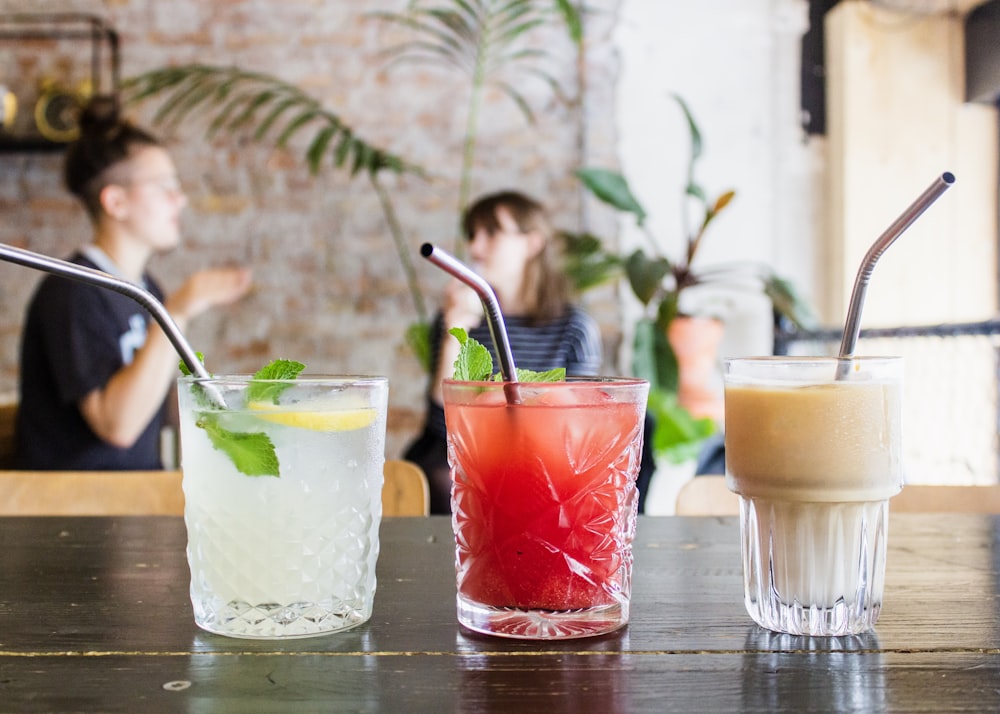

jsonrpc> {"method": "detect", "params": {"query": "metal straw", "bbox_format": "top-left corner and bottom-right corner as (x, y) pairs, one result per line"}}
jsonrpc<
(0, 242), (210, 379)
(420, 243), (521, 404)
(836, 171), (955, 379)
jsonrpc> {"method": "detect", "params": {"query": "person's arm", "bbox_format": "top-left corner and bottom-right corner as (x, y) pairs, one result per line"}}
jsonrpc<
(79, 267), (251, 447)
(428, 278), (482, 406)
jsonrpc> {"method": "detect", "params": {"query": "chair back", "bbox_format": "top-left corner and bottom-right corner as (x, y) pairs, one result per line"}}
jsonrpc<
(0, 459), (430, 517)
(382, 459), (430, 516)
(0, 469), (184, 516)
(0, 401), (16, 469)
(675, 475), (1000, 516)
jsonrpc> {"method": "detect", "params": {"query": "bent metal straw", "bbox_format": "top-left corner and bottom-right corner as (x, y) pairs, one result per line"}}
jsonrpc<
(420, 242), (521, 404)
(0, 242), (210, 381)
(836, 171), (955, 379)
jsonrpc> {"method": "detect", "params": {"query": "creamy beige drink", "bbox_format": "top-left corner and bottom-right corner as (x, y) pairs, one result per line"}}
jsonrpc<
(724, 357), (902, 636)
(725, 380), (902, 502)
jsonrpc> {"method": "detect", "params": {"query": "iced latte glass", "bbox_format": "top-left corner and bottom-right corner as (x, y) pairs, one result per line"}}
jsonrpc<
(724, 357), (902, 636)
(178, 374), (388, 639)
(443, 377), (649, 639)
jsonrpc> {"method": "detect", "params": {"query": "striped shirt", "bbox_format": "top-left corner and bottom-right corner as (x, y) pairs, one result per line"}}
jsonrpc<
(422, 305), (602, 437)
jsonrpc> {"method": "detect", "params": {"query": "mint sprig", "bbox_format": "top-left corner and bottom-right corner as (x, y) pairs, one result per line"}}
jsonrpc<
(449, 328), (566, 383)
(198, 416), (279, 477)
(182, 358), (305, 478)
(449, 327), (493, 381)
(178, 352), (206, 377)
(247, 359), (305, 404)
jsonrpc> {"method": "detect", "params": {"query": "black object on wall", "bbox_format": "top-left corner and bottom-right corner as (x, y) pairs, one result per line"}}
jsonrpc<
(966, 0), (1000, 104)
(800, 0), (840, 135)
(0, 13), (119, 152)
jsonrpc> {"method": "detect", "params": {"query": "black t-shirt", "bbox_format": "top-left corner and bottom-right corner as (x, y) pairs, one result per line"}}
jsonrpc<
(15, 252), (167, 470)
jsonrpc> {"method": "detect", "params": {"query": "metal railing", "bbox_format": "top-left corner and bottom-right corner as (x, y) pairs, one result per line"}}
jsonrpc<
(773, 315), (1000, 485)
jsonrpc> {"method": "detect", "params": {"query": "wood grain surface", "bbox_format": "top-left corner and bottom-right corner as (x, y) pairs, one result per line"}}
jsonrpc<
(1, 514), (998, 711)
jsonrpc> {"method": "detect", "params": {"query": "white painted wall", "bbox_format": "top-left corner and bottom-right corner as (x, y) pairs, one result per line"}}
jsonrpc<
(613, 0), (823, 367)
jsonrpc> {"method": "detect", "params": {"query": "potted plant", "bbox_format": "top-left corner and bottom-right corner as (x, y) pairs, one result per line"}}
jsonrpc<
(563, 94), (815, 468)
(566, 94), (815, 406)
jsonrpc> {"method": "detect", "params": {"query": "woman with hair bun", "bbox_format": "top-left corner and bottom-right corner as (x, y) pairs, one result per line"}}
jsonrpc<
(15, 96), (252, 470)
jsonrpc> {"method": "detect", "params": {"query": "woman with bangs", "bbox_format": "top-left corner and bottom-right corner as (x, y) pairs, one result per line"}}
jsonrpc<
(405, 190), (603, 514)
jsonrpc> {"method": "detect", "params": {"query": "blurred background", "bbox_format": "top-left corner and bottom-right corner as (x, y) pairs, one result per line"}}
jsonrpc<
(0, 0), (996, 494)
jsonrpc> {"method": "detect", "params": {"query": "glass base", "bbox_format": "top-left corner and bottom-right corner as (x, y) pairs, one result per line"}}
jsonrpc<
(193, 598), (371, 639)
(457, 593), (628, 640)
(740, 496), (889, 637)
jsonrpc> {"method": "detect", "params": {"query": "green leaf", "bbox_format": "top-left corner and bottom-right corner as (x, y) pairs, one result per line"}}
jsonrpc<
(406, 321), (433, 374)
(449, 328), (494, 381)
(764, 274), (818, 330)
(246, 359), (306, 405)
(624, 250), (670, 306)
(512, 367), (565, 383)
(122, 64), (420, 183)
(178, 352), (206, 377)
(647, 388), (716, 464)
(560, 231), (624, 292)
(198, 416), (279, 477)
(553, 0), (583, 44)
(672, 92), (703, 162)
(576, 168), (647, 224)
(632, 316), (677, 394)
(306, 123), (340, 173)
(448, 330), (566, 383)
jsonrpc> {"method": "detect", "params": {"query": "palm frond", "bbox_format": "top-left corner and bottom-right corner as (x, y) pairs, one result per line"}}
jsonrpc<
(493, 80), (536, 123)
(121, 65), (420, 181)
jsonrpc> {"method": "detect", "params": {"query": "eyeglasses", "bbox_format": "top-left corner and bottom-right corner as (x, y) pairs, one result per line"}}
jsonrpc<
(126, 175), (185, 196)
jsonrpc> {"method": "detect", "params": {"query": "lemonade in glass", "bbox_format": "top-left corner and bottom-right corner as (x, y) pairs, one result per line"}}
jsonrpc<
(178, 365), (388, 639)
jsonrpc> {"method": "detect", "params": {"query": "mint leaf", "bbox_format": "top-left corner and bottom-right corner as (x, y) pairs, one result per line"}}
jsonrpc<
(198, 416), (279, 477)
(449, 328), (493, 381)
(513, 367), (566, 383)
(449, 330), (567, 383)
(254, 359), (306, 380)
(247, 359), (306, 404)
(178, 352), (206, 377)
(182, 358), (306, 478)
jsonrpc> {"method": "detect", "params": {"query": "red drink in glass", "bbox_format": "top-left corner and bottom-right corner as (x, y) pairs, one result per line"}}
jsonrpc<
(443, 377), (648, 639)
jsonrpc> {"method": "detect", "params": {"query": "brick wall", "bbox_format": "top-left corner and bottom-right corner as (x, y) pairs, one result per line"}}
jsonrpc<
(0, 0), (623, 458)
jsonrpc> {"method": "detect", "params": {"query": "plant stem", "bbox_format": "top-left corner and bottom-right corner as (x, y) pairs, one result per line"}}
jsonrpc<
(371, 173), (427, 323)
(456, 64), (485, 259)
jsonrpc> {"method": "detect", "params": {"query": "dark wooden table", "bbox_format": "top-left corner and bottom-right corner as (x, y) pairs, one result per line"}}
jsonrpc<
(1, 514), (999, 712)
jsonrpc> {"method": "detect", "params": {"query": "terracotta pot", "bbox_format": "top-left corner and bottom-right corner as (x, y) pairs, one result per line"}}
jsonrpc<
(667, 316), (725, 422)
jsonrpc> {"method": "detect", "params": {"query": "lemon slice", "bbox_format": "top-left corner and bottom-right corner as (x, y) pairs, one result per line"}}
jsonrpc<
(248, 402), (377, 432)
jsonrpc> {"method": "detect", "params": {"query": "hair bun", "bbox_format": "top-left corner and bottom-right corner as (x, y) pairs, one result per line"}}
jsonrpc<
(77, 95), (122, 137)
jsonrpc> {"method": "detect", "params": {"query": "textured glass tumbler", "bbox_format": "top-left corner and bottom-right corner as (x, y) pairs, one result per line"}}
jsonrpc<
(178, 375), (388, 639)
(443, 378), (649, 640)
(724, 357), (902, 636)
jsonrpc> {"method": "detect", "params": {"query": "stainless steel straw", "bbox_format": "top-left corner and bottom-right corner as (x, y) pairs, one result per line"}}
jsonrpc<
(836, 171), (955, 379)
(0, 242), (210, 379)
(420, 243), (521, 404)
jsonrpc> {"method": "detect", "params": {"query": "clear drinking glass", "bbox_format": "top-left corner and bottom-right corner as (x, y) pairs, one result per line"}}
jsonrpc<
(177, 374), (388, 639)
(443, 377), (649, 640)
(724, 357), (903, 636)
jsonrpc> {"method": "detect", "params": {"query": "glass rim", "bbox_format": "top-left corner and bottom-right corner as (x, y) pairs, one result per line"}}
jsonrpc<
(724, 355), (901, 366)
(178, 374), (388, 386)
(442, 376), (648, 388)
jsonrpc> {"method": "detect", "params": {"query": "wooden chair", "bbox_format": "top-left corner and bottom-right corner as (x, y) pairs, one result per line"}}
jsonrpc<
(674, 474), (1000, 516)
(0, 401), (16, 470)
(381, 458), (430, 517)
(0, 459), (430, 517)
